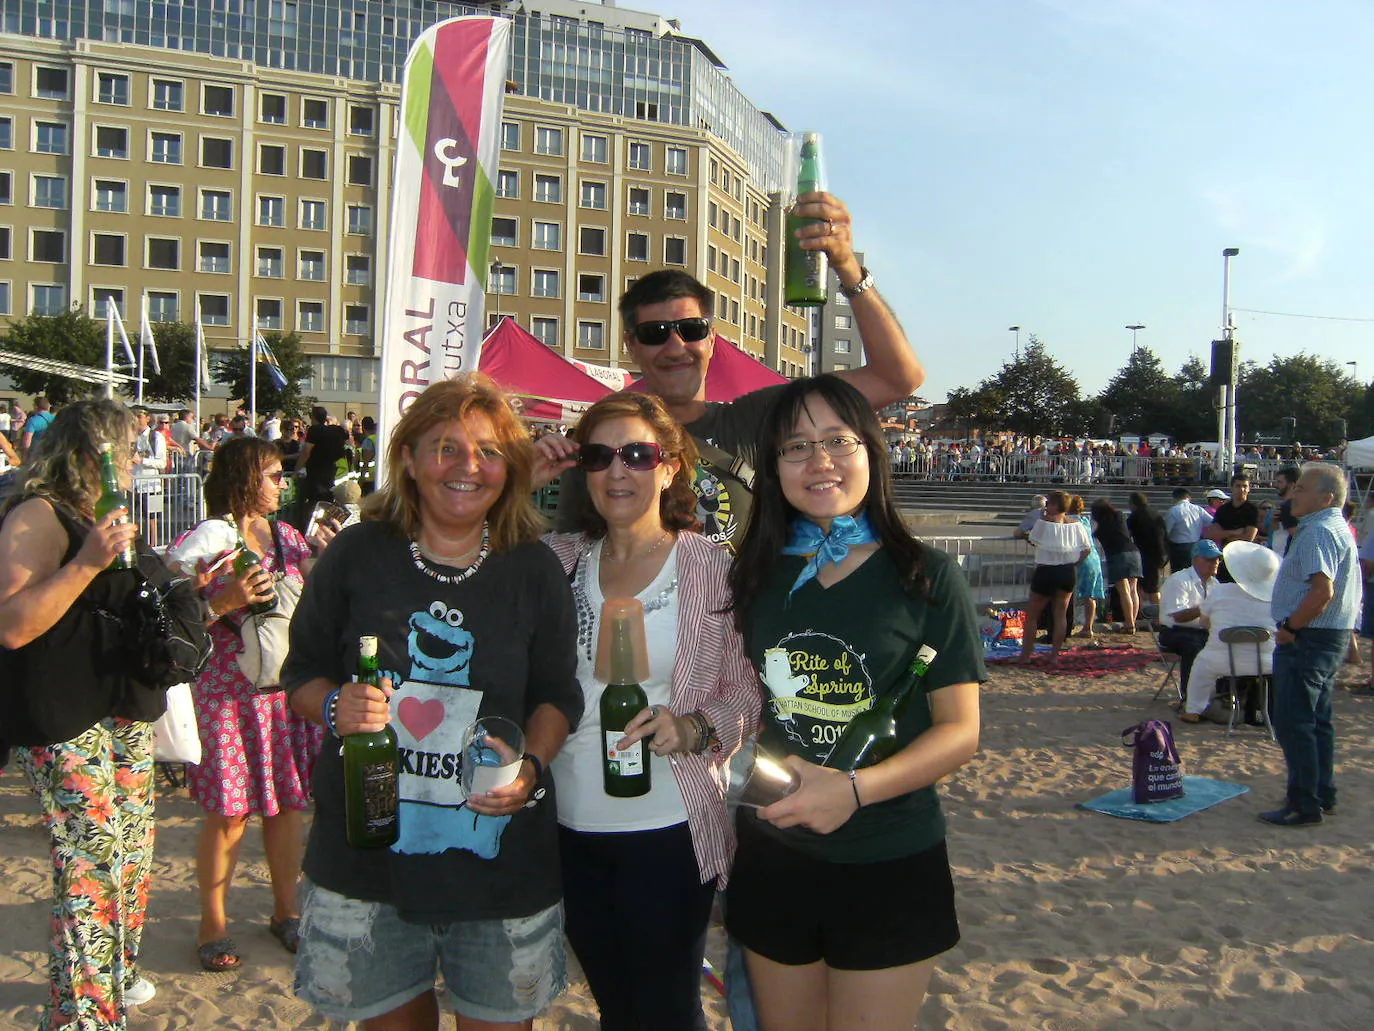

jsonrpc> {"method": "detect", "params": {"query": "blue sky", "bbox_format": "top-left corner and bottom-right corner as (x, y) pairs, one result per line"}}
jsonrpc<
(669, 0), (1373, 403)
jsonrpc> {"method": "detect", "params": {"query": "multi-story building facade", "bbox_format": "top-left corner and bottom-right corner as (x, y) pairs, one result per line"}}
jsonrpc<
(0, 1), (810, 410)
(815, 249), (865, 376)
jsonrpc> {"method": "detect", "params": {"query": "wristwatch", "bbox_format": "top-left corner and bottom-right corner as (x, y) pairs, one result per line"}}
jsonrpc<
(1278, 617), (1300, 635)
(839, 266), (875, 299)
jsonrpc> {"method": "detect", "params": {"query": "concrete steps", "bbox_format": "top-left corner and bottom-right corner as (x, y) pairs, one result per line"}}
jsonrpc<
(892, 479), (1213, 518)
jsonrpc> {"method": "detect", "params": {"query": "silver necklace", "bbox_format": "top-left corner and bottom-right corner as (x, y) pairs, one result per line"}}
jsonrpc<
(602, 531), (670, 564)
(409, 523), (490, 585)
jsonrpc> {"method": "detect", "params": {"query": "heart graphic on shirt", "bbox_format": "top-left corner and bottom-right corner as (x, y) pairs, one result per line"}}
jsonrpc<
(398, 697), (445, 742)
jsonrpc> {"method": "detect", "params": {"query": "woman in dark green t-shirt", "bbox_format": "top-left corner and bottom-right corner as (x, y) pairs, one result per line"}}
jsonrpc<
(726, 375), (984, 1031)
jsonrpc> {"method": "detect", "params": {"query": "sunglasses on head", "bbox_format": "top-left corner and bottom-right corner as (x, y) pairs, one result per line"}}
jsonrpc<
(631, 317), (713, 347)
(579, 441), (666, 472)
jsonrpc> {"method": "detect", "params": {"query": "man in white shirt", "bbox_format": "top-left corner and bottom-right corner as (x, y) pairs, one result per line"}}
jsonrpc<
(1157, 540), (1222, 698)
(261, 410), (283, 441)
(1163, 487), (1214, 573)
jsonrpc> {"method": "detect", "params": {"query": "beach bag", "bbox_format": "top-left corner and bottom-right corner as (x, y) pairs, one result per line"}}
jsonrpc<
(1121, 719), (1184, 804)
(228, 520), (301, 693)
(153, 683), (202, 764)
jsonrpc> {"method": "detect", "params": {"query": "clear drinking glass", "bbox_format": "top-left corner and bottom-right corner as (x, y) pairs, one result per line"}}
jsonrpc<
(460, 716), (526, 797)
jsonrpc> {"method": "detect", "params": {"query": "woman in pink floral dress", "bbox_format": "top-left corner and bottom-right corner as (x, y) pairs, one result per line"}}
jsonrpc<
(167, 437), (336, 972)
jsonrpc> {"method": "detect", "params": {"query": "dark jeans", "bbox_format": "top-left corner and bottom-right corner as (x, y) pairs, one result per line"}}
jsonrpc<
(1159, 626), (1209, 698)
(1168, 542), (1194, 574)
(560, 822), (716, 1031)
(1272, 628), (1347, 816)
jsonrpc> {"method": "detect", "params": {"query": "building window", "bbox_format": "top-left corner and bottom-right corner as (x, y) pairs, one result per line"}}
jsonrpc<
(33, 174), (67, 209)
(708, 202), (718, 229)
(577, 321), (605, 350)
(298, 249), (326, 281)
(256, 246), (284, 278)
(706, 245), (717, 273)
(346, 254), (371, 286)
(260, 92), (287, 123)
(532, 269), (560, 298)
(91, 233), (126, 266)
(534, 126), (563, 156)
(200, 189), (232, 221)
(496, 169), (519, 198)
(834, 338), (852, 354)
(202, 84), (235, 117)
(35, 66), (69, 100)
(32, 284), (67, 315)
(149, 131), (181, 164)
(834, 314), (853, 330)
(347, 155), (373, 186)
(730, 257), (740, 283)
(578, 273), (605, 303)
(201, 136), (233, 169)
(0, 116), (10, 150)
(0, 281), (9, 315)
(347, 204), (373, 236)
(300, 199), (327, 231)
(626, 232), (649, 262)
(258, 196), (285, 227)
(579, 226), (607, 256)
(0, 226), (8, 258)
(256, 297), (283, 330)
(148, 184), (181, 217)
(709, 158), (718, 185)
(345, 304), (371, 335)
(199, 241), (231, 274)
(491, 217), (517, 247)
(0, 61), (13, 94)
(259, 144), (286, 176)
(91, 287), (124, 319)
(93, 179), (127, 213)
(627, 187), (651, 216)
(146, 237), (180, 271)
(302, 98), (329, 129)
(199, 293), (231, 326)
(501, 122), (520, 151)
(531, 316), (559, 348)
(666, 147), (688, 176)
(298, 300), (325, 333)
(35, 121), (70, 156)
(94, 125), (128, 159)
(634, 100), (659, 120)
(628, 142), (651, 170)
(532, 221), (561, 250)
(490, 264), (516, 295)
(664, 237), (687, 265)
(152, 78), (183, 112)
(534, 173), (562, 204)
(665, 192), (687, 219)
(349, 105), (375, 136)
(96, 71), (130, 106)
(581, 134), (608, 163)
(301, 149), (328, 180)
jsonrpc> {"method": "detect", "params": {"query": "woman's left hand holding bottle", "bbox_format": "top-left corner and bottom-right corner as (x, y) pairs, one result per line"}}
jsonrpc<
(336, 675), (393, 736)
(209, 560), (275, 614)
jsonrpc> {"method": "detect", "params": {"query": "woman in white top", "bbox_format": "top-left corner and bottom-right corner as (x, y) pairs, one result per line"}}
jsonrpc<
(1019, 490), (1092, 663)
(540, 391), (759, 1031)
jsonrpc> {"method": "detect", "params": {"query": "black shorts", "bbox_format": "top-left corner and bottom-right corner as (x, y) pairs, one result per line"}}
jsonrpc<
(1031, 562), (1076, 596)
(724, 816), (959, 971)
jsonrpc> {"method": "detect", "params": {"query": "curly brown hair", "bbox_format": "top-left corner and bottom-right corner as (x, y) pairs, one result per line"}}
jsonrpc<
(203, 437), (285, 519)
(571, 392), (701, 539)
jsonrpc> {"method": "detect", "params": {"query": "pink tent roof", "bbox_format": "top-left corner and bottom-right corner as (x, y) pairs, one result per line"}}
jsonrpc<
(704, 334), (788, 401)
(478, 317), (611, 420)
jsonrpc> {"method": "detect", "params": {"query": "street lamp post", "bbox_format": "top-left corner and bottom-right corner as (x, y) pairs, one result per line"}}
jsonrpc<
(1125, 323), (1145, 356)
(1347, 360), (1358, 382)
(1008, 325), (1021, 360)
(1220, 247), (1240, 476)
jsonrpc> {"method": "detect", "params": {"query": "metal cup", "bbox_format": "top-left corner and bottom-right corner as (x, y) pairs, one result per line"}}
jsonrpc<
(728, 740), (801, 809)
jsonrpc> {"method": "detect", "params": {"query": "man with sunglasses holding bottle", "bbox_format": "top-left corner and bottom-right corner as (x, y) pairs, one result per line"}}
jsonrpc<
(539, 191), (924, 553)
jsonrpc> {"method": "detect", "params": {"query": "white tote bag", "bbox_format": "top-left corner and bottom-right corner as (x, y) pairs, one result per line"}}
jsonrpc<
(153, 683), (202, 765)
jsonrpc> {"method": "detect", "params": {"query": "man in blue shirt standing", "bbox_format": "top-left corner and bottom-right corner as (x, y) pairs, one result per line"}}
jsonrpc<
(1163, 488), (1214, 573)
(1263, 463), (1363, 827)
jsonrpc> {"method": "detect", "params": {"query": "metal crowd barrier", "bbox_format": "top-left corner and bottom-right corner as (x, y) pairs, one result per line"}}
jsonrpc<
(921, 534), (1034, 607)
(889, 452), (1208, 485)
(128, 471), (206, 548)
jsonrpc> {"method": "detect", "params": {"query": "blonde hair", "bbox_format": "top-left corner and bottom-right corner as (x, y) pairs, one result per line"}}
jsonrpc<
(3, 400), (135, 522)
(362, 373), (543, 551)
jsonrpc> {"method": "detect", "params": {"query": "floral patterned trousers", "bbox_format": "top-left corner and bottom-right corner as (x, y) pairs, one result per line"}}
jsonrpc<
(18, 719), (156, 1031)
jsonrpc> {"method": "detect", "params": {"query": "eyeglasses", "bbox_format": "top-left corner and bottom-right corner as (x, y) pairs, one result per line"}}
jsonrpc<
(778, 436), (864, 463)
(264, 470), (287, 483)
(579, 441), (666, 472)
(630, 317), (713, 347)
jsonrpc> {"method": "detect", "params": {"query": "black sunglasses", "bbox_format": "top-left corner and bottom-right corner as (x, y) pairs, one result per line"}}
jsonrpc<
(631, 317), (713, 347)
(579, 441), (666, 472)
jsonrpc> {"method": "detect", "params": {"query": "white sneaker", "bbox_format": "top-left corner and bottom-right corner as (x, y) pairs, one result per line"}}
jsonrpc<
(124, 977), (156, 1007)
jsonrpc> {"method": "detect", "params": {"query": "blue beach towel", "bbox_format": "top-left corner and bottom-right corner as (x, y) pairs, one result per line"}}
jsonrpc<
(1077, 776), (1249, 822)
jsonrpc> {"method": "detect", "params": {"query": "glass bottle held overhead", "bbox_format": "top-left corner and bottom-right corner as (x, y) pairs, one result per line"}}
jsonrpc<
(826, 645), (938, 771)
(343, 635), (400, 848)
(596, 597), (652, 798)
(95, 442), (137, 570)
(784, 131), (829, 307)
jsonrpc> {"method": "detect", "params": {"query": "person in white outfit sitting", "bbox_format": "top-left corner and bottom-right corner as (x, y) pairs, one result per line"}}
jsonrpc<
(1179, 541), (1280, 722)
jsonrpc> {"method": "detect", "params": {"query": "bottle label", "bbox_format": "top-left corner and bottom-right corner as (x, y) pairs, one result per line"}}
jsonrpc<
(605, 733), (645, 777)
(359, 761), (399, 831)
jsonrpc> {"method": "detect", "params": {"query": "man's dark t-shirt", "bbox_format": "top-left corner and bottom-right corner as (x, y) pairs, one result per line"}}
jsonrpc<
(303, 423), (350, 499)
(1213, 500), (1260, 536)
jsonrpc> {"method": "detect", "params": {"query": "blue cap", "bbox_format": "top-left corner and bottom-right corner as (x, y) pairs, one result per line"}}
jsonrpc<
(1193, 540), (1223, 559)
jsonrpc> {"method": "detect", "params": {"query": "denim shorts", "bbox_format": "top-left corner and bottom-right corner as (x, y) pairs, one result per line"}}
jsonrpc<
(293, 878), (566, 1024)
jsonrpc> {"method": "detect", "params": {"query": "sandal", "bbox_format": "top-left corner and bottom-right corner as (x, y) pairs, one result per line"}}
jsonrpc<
(269, 916), (301, 954)
(197, 937), (242, 972)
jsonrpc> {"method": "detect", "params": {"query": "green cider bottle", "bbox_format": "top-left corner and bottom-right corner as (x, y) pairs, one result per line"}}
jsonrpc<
(95, 442), (137, 570)
(343, 635), (400, 848)
(826, 645), (938, 771)
(599, 602), (651, 798)
(784, 131), (828, 307)
(227, 515), (276, 615)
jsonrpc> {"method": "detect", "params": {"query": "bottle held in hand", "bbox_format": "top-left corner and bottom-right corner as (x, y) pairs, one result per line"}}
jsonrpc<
(597, 598), (652, 798)
(343, 635), (400, 848)
(96, 442), (137, 570)
(227, 514), (276, 615)
(784, 131), (828, 307)
(826, 645), (937, 771)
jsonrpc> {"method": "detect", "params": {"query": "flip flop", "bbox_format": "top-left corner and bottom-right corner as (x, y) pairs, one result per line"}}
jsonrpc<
(269, 916), (301, 954)
(197, 937), (242, 972)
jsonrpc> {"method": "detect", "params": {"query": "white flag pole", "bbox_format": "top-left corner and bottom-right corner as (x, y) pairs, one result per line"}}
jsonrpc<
(194, 304), (204, 430)
(105, 306), (116, 400)
(248, 331), (258, 430)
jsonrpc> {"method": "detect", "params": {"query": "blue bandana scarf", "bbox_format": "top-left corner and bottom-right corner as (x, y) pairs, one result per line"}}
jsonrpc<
(780, 512), (880, 595)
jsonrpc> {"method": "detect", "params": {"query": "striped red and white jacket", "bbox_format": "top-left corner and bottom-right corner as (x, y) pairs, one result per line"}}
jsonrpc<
(543, 530), (761, 886)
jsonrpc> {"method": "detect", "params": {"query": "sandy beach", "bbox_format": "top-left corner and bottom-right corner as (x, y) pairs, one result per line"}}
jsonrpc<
(2, 647), (1370, 1030)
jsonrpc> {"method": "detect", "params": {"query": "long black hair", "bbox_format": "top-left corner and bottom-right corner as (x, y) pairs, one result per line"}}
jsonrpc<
(728, 375), (929, 631)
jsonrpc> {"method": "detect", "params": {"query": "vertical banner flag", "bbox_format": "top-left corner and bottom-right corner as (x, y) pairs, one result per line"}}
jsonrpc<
(378, 16), (511, 480)
(140, 295), (162, 375)
(255, 330), (290, 390)
(193, 306), (210, 427)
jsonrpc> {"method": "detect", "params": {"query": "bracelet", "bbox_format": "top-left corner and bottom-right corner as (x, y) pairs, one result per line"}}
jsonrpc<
(687, 711), (716, 755)
(522, 752), (544, 782)
(323, 689), (340, 736)
(848, 769), (863, 808)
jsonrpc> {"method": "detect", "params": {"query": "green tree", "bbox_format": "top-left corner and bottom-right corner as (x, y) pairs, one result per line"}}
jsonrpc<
(1160, 355), (1220, 444)
(945, 384), (1006, 437)
(139, 321), (203, 404)
(213, 331), (314, 417)
(1, 307), (107, 403)
(1096, 347), (1181, 436)
(980, 335), (1083, 436)
(1235, 353), (1363, 447)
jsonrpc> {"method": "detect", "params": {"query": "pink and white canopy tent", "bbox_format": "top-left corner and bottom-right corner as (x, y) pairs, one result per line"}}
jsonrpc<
(477, 317), (612, 421)
(628, 334), (788, 403)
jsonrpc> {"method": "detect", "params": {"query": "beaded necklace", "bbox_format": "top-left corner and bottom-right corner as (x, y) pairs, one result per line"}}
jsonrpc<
(408, 522), (491, 585)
